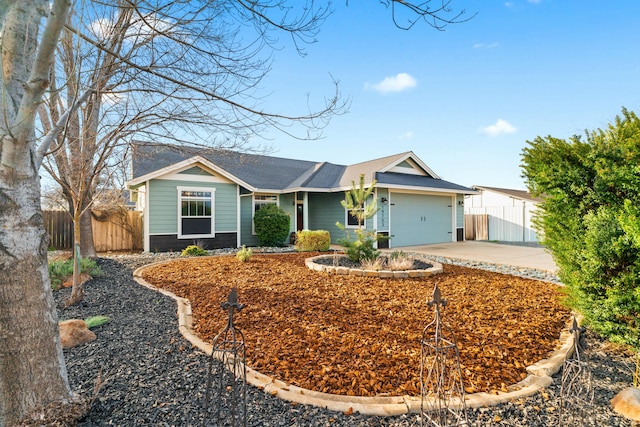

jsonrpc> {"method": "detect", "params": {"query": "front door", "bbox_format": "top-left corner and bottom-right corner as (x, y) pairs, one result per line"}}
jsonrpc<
(296, 203), (304, 231)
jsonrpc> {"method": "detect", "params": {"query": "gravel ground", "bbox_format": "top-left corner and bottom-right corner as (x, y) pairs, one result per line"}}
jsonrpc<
(54, 250), (635, 426)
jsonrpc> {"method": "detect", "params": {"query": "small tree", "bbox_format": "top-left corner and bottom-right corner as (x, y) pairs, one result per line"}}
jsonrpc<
(336, 174), (381, 262)
(254, 204), (291, 246)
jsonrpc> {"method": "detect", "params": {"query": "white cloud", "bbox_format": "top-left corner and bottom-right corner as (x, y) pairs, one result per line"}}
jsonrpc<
(367, 73), (417, 94)
(528, 0), (541, 4)
(397, 131), (414, 140)
(473, 42), (499, 49)
(480, 119), (517, 136)
(90, 13), (176, 46)
(90, 18), (113, 39)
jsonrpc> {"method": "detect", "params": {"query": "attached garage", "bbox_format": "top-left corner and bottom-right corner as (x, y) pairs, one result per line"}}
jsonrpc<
(389, 192), (454, 247)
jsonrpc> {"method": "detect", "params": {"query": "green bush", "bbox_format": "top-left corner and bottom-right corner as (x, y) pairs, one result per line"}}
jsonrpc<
(48, 259), (73, 289)
(253, 204), (290, 247)
(337, 229), (380, 263)
(521, 108), (640, 348)
(295, 230), (331, 252)
(48, 257), (102, 290)
(236, 245), (253, 262)
(181, 244), (208, 256)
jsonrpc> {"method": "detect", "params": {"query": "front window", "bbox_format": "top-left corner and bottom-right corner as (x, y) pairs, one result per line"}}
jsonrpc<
(254, 194), (278, 212)
(178, 187), (214, 238)
(345, 203), (365, 228)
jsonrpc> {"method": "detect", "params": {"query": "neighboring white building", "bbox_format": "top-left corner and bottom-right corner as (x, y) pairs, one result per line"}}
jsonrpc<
(464, 186), (542, 242)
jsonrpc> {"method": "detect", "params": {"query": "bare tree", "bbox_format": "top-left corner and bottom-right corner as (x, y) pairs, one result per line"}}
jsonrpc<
(39, 0), (349, 304)
(1, 0), (470, 423)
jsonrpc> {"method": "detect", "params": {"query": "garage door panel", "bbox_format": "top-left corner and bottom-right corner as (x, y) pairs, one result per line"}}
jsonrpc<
(390, 193), (452, 247)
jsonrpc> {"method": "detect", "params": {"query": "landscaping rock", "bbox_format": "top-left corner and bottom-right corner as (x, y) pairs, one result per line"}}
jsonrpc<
(611, 387), (640, 421)
(61, 273), (92, 288)
(59, 319), (96, 348)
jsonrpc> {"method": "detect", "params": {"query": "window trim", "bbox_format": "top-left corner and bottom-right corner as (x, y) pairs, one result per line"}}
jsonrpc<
(252, 194), (279, 235)
(177, 186), (215, 239)
(345, 203), (366, 229)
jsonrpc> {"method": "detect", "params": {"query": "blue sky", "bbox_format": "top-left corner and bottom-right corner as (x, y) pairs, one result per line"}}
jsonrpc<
(253, 0), (640, 190)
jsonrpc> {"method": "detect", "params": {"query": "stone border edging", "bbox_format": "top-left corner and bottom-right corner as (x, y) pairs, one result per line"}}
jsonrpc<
(132, 257), (575, 416)
(305, 254), (443, 278)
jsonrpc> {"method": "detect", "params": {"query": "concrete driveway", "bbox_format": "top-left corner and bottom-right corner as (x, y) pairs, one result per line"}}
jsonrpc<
(388, 241), (558, 272)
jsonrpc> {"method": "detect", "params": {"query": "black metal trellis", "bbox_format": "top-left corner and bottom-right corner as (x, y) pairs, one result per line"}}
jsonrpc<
(559, 316), (594, 426)
(203, 288), (247, 427)
(420, 285), (469, 427)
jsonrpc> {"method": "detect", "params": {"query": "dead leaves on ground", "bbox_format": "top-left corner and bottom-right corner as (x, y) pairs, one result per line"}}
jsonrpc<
(141, 253), (569, 397)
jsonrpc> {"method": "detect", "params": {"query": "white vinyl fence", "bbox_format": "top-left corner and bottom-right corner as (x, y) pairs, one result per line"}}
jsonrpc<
(465, 205), (539, 242)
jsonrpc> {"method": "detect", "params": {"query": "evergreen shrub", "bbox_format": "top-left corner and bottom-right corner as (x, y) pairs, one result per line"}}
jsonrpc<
(253, 204), (290, 246)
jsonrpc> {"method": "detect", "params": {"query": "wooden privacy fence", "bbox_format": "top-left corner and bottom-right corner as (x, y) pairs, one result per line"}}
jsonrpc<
(464, 214), (489, 241)
(44, 210), (143, 252)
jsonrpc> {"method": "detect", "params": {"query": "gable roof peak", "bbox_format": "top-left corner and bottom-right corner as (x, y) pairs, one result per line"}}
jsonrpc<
(347, 151), (412, 167)
(472, 185), (542, 202)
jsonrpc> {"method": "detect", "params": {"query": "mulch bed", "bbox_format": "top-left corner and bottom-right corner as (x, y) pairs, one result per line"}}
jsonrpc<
(140, 252), (570, 397)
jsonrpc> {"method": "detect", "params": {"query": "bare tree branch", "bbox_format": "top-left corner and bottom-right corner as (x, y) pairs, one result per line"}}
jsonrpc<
(62, 22), (343, 128)
(35, 88), (93, 169)
(382, 0), (474, 31)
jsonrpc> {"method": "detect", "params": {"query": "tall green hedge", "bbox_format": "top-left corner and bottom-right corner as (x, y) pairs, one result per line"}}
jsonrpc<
(521, 108), (640, 348)
(253, 204), (290, 247)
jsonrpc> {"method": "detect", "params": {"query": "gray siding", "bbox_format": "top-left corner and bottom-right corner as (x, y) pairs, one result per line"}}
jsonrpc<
(456, 194), (464, 228)
(279, 193), (296, 234)
(148, 179), (237, 235)
(179, 166), (211, 176)
(307, 193), (344, 243)
(239, 195), (259, 246)
(307, 192), (375, 244)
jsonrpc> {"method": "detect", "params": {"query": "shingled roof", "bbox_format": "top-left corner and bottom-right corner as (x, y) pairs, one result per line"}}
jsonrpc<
(129, 141), (474, 193)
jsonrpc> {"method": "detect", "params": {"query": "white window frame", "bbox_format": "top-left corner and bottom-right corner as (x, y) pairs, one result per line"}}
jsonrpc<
(177, 186), (215, 239)
(345, 202), (366, 229)
(252, 194), (278, 235)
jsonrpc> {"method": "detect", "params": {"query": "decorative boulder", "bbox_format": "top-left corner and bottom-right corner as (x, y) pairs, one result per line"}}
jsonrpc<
(611, 387), (640, 421)
(59, 319), (96, 349)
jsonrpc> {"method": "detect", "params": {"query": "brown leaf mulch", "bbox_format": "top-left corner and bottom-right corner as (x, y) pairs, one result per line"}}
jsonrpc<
(140, 252), (570, 397)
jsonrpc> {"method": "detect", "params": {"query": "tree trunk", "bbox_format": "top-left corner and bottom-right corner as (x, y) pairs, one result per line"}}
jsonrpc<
(80, 207), (97, 258)
(63, 188), (97, 259)
(0, 0), (78, 422)
(0, 174), (71, 425)
(67, 213), (84, 306)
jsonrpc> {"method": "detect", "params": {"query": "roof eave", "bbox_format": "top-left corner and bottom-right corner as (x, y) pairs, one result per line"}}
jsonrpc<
(127, 156), (256, 191)
(384, 183), (478, 195)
